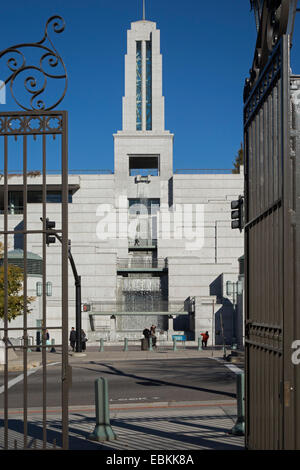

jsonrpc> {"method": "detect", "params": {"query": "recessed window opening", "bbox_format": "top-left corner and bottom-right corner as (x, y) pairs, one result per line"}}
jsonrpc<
(128, 198), (160, 215)
(129, 155), (159, 176)
(0, 189), (73, 214)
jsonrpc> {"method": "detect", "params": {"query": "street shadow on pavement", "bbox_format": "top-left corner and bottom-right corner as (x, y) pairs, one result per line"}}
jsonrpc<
(0, 418), (105, 450)
(65, 413), (242, 450)
(0, 413), (243, 450)
(85, 362), (236, 399)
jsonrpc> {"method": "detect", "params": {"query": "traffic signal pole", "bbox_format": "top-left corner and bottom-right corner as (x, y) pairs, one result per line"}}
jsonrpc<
(68, 251), (82, 353)
(41, 218), (83, 353)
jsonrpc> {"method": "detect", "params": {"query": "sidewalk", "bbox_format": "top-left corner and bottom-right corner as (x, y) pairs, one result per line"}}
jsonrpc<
(1, 346), (226, 372)
(0, 346), (245, 450)
(0, 400), (245, 450)
(69, 346), (225, 364)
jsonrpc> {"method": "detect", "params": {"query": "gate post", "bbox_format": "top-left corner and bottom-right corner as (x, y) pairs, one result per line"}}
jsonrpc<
(88, 378), (117, 442)
(230, 372), (245, 435)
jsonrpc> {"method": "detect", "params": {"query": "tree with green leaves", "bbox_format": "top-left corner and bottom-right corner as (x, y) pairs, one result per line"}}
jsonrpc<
(232, 144), (244, 174)
(0, 243), (34, 322)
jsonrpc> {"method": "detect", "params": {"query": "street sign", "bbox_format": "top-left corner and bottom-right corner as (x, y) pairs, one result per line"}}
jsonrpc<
(172, 335), (186, 341)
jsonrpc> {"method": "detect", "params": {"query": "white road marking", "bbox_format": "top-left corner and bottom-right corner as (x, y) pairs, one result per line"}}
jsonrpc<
(109, 396), (160, 402)
(0, 362), (61, 395)
(209, 357), (243, 374)
(224, 363), (243, 375)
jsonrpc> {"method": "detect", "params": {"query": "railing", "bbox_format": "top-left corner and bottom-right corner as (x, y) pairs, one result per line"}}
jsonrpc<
(89, 300), (192, 314)
(129, 169), (159, 176)
(117, 257), (167, 270)
(128, 239), (157, 248)
(0, 169), (114, 175)
(0, 169), (239, 176)
(174, 169), (236, 174)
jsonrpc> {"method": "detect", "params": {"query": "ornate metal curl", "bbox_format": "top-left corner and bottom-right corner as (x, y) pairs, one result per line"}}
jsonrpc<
(0, 15), (67, 111)
(244, 0), (296, 102)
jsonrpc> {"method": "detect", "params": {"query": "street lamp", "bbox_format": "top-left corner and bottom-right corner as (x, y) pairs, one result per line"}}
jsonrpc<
(36, 281), (52, 297)
(46, 281), (52, 297)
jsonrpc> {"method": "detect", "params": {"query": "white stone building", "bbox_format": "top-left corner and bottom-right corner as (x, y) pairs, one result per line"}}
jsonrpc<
(0, 19), (244, 346)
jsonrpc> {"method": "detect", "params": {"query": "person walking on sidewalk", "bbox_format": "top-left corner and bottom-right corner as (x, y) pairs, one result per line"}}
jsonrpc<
(69, 327), (76, 352)
(150, 325), (157, 349)
(201, 331), (209, 348)
(81, 329), (88, 351)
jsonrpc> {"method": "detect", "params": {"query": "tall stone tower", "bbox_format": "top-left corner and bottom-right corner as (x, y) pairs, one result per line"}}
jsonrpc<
(114, 20), (174, 229)
(113, 19), (173, 330)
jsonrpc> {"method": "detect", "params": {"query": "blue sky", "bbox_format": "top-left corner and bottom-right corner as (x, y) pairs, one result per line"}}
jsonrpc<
(1, 1), (300, 171)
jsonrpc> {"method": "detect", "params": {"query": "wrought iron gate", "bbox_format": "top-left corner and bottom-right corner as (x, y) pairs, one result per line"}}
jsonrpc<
(244, 1), (300, 450)
(0, 16), (69, 449)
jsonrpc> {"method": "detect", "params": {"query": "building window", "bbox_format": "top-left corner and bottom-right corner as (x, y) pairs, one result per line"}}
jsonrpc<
(5, 191), (23, 214)
(136, 41), (142, 131)
(129, 155), (159, 176)
(0, 190), (73, 213)
(146, 40), (152, 131)
(28, 191), (73, 204)
(128, 198), (160, 215)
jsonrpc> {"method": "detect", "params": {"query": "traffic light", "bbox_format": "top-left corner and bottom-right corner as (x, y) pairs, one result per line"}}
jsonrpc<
(82, 304), (91, 312)
(231, 196), (244, 231)
(46, 218), (56, 245)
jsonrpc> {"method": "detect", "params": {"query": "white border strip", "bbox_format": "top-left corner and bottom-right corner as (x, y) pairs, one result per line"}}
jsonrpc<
(0, 362), (61, 395)
(209, 357), (243, 374)
(224, 363), (243, 374)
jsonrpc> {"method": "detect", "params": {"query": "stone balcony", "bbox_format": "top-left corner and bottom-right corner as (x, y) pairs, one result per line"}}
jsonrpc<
(117, 257), (168, 272)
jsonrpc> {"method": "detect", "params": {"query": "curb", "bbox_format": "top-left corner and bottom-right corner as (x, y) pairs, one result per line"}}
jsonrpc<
(0, 399), (237, 416)
(0, 361), (41, 372)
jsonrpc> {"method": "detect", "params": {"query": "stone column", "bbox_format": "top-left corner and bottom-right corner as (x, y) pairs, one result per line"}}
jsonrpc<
(194, 296), (217, 346)
(110, 316), (117, 342)
(167, 315), (175, 341)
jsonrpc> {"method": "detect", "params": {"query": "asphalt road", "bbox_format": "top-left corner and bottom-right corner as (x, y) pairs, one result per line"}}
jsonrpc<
(0, 358), (242, 409)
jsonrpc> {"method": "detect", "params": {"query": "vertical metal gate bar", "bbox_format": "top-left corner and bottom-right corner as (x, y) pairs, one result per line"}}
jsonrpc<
(244, 117), (249, 446)
(250, 122), (254, 221)
(254, 116), (257, 216)
(42, 132), (47, 448)
(282, 35), (294, 449)
(0, 16), (69, 450)
(61, 111), (69, 449)
(22, 134), (28, 449)
(4, 134), (8, 450)
(263, 100), (268, 214)
(270, 88), (274, 207)
(295, 79), (300, 449)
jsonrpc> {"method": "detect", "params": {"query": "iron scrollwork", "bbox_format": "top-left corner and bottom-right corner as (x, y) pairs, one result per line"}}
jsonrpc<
(0, 113), (63, 136)
(244, 0), (296, 102)
(0, 15), (67, 111)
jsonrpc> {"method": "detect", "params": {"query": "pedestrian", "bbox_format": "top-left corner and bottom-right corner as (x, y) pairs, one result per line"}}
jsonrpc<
(69, 327), (76, 352)
(150, 324), (157, 349)
(44, 329), (51, 351)
(81, 329), (88, 351)
(201, 331), (209, 348)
